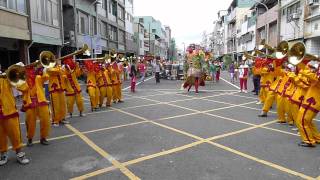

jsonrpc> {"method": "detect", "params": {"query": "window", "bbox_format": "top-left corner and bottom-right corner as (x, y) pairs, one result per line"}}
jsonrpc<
(90, 16), (97, 35)
(118, 30), (125, 43)
(152, 29), (156, 33)
(111, 0), (117, 16)
(99, 22), (107, 38)
(0, 0), (26, 13)
(79, 11), (89, 34)
(33, 0), (59, 26)
(109, 25), (117, 41)
(118, 6), (124, 20)
(139, 18), (144, 23)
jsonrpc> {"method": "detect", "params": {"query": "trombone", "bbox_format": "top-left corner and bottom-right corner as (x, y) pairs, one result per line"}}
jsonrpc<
(39, 44), (89, 69)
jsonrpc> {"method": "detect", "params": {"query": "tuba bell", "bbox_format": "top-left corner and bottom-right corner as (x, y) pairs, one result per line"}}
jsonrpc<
(7, 64), (26, 87)
(288, 42), (319, 65)
(39, 51), (56, 69)
(258, 39), (275, 52)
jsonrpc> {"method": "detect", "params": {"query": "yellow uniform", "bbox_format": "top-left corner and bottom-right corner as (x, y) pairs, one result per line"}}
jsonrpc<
(259, 66), (275, 104)
(296, 69), (320, 145)
(46, 66), (67, 125)
(0, 78), (23, 153)
(63, 65), (84, 115)
(17, 75), (50, 141)
(87, 71), (99, 110)
(276, 70), (292, 123)
(111, 62), (123, 102)
(97, 70), (107, 107)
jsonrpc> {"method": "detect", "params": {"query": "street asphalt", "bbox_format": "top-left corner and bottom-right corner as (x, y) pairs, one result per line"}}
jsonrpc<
(1, 72), (320, 180)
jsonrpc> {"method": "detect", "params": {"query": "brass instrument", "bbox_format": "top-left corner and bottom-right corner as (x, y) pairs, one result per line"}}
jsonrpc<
(258, 39), (275, 52)
(7, 64), (26, 86)
(274, 41), (289, 59)
(288, 42), (319, 65)
(242, 51), (257, 61)
(39, 44), (88, 68)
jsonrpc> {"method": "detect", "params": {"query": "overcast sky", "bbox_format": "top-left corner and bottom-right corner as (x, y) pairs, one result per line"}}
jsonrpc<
(133, 0), (232, 50)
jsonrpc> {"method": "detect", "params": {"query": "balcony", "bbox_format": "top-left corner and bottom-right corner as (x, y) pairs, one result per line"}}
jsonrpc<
(256, 4), (279, 29)
(308, 0), (320, 7)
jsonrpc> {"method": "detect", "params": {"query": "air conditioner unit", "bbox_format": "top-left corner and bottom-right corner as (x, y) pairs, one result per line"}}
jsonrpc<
(291, 13), (300, 20)
(309, 0), (320, 6)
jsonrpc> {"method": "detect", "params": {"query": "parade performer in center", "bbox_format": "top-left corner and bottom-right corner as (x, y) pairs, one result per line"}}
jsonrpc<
(182, 48), (209, 93)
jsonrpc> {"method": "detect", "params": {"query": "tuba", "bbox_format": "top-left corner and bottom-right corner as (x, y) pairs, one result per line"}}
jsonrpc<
(39, 44), (89, 69)
(242, 51), (257, 61)
(288, 42), (319, 65)
(258, 39), (275, 52)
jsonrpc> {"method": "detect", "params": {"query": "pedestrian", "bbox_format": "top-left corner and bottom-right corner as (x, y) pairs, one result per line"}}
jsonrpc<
(130, 59), (138, 92)
(215, 61), (221, 82)
(209, 61), (217, 82)
(239, 61), (249, 93)
(138, 60), (146, 82)
(153, 60), (161, 83)
(252, 62), (261, 95)
(229, 62), (235, 83)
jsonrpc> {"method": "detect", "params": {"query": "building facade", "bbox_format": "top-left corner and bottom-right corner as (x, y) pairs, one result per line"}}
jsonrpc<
(0, 0), (29, 67)
(134, 21), (144, 56)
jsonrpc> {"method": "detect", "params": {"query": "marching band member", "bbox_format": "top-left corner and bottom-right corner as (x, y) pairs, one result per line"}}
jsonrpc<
(110, 57), (123, 103)
(18, 64), (51, 146)
(45, 62), (68, 127)
(97, 63), (109, 108)
(0, 70), (29, 166)
(85, 61), (100, 111)
(104, 62), (114, 107)
(257, 61), (275, 105)
(63, 58), (85, 117)
(296, 62), (320, 147)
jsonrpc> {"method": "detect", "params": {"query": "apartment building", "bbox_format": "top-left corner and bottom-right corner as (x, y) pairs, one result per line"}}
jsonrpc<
(304, 0), (320, 55)
(29, 0), (63, 61)
(238, 11), (256, 53)
(226, 0), (254, 61)
(125, 0), (134, 56)
(0, 0), (29, 67)
(134, 21), (144, 56)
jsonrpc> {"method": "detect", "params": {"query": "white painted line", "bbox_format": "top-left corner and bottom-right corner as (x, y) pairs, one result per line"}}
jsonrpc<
(122, 76), (154, 91)
(220, 77), (240, 90)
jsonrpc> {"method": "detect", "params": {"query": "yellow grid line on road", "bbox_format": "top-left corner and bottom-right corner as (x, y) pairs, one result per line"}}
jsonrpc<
(70, 120), (278, 179)
(116, 93), (315, 179)
(66, 124), (140, 180)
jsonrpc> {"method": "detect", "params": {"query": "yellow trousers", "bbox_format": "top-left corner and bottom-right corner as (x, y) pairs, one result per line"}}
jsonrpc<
(259, 87), (268, 103)
(66, 93), (84, 113)
(25, 105), (50, 139)
(284, 98), (294, 125)
(106, 86), (113, 106)
(0, 117), (23, 152)
(296, 108), (320, 144)
(50, 92), (66, 124)
(88, 87), (99, 109)
(113, 84), (122, 101)
(99, 87), (107, 106)
(262, 90), (276, 112)
(290, 103), (300, 124)
(276, 95), (286, 122)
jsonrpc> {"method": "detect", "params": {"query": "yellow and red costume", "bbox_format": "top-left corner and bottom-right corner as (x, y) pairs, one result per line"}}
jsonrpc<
(63, 61), (84, 116)
(259, 63), (275, 104)
(0, 78), (23, 153)
(85, 61), (100, 111)
(111, 61), (123, 102)
(45, 66), (67, 125)
(17, 67), (50, 142)
(296, 67), (320, 145)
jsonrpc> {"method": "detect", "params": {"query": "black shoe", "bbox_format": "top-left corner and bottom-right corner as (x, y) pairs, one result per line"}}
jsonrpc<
(251, 90), (255, 92)
(40, 138), (49, 145)
(69, 113), (72, 118)
(276, 121), (286, 124)
(258, 113), (267, 117)
(298, 142), (316, 147)
(79, 112), (85, 117)
(118, 100), (124, 103)
(27, 139), (33, 147)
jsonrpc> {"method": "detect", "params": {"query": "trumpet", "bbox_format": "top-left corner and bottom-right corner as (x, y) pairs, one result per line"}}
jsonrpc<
(39, 44), (88, 69)
(288, 42), (319, 65)
(258, 39), (275, 53)
(242, 51), (257, 61)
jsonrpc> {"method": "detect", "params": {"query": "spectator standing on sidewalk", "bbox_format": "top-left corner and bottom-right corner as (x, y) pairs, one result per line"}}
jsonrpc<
(239, 61), (249, 93)
(215, 61), (221, 82)
(138, 60), (146, 82)
(229, 62), (235, 83)
(129, 59), (138, 92)
(209, 61), (217, 83)
(153, 60), (161, 83)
